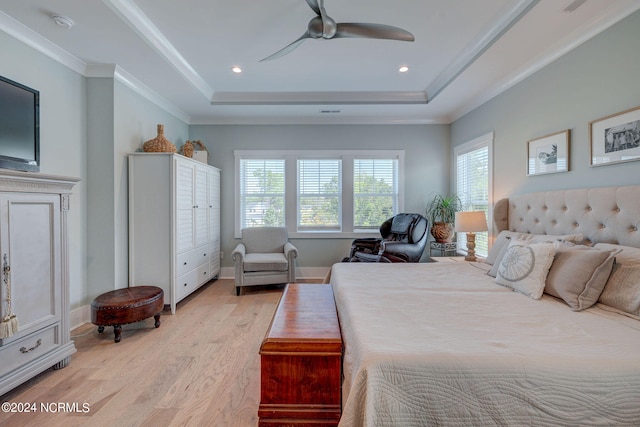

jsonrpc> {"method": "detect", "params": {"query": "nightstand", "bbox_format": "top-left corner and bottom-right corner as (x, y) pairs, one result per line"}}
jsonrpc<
(430, 241), (457, 257)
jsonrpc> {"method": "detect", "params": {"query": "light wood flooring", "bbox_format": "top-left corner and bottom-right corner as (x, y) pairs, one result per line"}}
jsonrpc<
(0, 279), (303, 427)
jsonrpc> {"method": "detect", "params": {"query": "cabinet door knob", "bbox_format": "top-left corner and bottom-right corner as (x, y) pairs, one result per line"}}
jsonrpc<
(184, 262), (187, 265)
(183, 283), (188, 287)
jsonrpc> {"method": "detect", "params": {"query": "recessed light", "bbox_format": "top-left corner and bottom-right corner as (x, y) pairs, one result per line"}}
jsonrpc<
(51, 15), (74, 29)
(398, 66), (409, 73)
(232, 66), (242, 74)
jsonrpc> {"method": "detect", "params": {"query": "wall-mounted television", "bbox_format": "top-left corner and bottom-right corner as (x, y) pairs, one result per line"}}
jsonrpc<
(0, 75), (40, 172)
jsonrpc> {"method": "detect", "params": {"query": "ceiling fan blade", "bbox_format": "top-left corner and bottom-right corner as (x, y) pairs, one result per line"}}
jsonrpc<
(304, 0), (321, 15)
(317, 0), (337, 38)
(260, 32), (310, 62)
(334, 23), (415, 42)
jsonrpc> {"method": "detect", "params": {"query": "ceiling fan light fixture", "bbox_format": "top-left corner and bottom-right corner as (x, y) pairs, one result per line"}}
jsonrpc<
(51, 15), (74, 29)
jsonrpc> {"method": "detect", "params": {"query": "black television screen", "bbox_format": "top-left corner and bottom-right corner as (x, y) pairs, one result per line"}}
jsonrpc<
(0, 75), (40, 172)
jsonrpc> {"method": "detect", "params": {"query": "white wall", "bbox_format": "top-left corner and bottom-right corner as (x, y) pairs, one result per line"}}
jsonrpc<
(451, 10), (640, 203)
(86, 77), (189, 302)
(0, 31), (87, 309)
(189, 124), (450, 268)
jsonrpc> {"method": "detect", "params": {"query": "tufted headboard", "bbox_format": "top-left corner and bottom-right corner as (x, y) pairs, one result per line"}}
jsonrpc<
(493, 185), (640, 247)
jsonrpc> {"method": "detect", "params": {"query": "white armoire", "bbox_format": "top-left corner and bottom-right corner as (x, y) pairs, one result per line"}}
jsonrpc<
(128, 153), (220, 314)
(0, 171), (79, 396)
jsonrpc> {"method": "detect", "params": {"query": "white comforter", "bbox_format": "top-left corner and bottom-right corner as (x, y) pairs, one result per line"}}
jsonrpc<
(331, 262), (640, 427)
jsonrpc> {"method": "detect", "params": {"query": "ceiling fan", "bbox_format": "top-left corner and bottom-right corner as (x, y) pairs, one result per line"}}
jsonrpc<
(260, 0), (415, 62)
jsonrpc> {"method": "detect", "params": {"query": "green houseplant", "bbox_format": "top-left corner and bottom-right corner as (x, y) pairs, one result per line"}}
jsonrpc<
(426, 193), (462, 243)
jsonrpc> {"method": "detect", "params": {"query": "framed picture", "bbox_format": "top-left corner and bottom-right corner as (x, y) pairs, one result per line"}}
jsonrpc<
(527, 129), (570, 176)
(590, 106), (640, 166)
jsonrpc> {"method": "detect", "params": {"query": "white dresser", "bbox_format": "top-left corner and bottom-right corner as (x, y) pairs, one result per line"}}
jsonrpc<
(0, 171), (78, 396)
(128, 153), (220, 314)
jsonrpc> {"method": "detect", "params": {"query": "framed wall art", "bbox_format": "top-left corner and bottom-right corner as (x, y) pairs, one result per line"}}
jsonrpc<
(527, 129), (570, 176)
(590, 105), (640, 166)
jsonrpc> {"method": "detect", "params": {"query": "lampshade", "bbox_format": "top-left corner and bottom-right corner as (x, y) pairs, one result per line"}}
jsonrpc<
(454, 211), (488, 233)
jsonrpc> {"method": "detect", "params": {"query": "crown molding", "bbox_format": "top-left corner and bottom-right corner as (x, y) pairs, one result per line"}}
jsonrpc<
(448, 0), (640, 122)
(103, 0), (214, 102)
(425, 0), (540, 103)
(210, 91), (428, 106)
(0, 11), (86, 75)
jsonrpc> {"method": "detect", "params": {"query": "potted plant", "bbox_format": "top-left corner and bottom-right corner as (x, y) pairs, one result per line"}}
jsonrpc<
(426, 193), (462, 243)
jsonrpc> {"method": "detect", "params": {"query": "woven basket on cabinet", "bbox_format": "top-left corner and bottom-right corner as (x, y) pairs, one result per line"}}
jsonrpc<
(143, 124), (177, 153)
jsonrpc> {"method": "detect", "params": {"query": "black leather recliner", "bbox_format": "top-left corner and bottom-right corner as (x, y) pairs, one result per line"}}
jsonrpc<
(345, 213), (429, 263)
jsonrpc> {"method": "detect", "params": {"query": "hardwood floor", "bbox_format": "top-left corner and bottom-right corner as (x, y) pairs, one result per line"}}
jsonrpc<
(0, 279), (299, 427)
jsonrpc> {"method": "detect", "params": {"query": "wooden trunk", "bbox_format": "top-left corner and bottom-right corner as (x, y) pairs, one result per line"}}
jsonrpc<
(259, 283), (342, 426)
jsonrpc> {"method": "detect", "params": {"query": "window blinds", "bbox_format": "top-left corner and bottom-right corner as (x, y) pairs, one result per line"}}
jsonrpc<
(456, 145), (489, 256)
(353, 158), (398, 229)
(297, 159), (341, 231)
(239, 159), (285, 228)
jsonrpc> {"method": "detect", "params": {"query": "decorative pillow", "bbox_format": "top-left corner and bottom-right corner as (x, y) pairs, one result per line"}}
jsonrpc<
(598, 264), (640, 316)
(495, 240), (558, 299)
(545, 245), (620, 311)
(593, 243), (640, 265)
(488, 239), (511, 278)
(485, 231), (583, 265)
(485, 231), (513, 265)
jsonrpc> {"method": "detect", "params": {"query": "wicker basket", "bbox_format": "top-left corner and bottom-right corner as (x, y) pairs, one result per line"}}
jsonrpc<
(143, 124), (177, 153)
(182, 139), (209, 161)
(182, 141), (194, 157)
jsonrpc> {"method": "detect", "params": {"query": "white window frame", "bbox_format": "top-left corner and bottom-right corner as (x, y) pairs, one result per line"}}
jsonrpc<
(453, 132), (494, 256)
(235, 150), (404, 238)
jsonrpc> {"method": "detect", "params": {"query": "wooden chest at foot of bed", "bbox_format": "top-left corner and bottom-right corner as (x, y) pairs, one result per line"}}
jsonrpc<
(259, 283), (343, 427)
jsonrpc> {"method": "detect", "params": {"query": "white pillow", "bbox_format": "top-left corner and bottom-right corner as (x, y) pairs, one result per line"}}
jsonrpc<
(599, 264), (640, 316)
(545, 245), (620, 311)
(485, 231), (583, 265)
(593, 243), (640, 265)
(495, 240), (559, 299)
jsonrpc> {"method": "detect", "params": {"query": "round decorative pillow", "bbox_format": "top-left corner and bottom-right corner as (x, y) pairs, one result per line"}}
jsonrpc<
(498, 244), (535, 282)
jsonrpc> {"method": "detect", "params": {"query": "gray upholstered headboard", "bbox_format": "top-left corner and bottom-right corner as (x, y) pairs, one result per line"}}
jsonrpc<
(494, 185), (640, 247)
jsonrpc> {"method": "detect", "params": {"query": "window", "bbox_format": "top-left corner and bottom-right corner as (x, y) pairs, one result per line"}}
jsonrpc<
(297, 159), (341, 231)
(235, 150), (404, 238)
(454, 133), (493, 257)
(353, 158), (398, 230)
(238, 159), (285, 229)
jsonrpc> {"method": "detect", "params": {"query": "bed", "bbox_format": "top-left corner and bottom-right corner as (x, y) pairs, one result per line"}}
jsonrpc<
(331, 185), (640, 426)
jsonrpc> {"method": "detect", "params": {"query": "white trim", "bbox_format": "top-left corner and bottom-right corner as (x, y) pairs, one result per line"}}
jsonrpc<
(70, 305), (91, 331)
(449, 1), (640, 122)
(103, 0), (214, 101)
(453, 132), (494, 249)
(426, 0), (540, 102)
(211, 91), (428, 105)
(0, 11), (86, 75)
(220, 266), (329, 282)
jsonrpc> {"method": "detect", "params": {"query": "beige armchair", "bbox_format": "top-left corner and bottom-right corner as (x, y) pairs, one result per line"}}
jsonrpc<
(232, 227), (298, 296)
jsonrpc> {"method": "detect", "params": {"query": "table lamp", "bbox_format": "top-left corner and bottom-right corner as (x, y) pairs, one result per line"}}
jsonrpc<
(454, 211), (488, 261)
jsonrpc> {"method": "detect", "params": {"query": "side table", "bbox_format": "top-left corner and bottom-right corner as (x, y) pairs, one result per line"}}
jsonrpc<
(430, 241), (457, 257)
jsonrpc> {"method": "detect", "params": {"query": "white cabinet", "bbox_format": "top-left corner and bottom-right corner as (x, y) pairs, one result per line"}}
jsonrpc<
(128, 153), (220, 314)
(0, 171), (78, 396)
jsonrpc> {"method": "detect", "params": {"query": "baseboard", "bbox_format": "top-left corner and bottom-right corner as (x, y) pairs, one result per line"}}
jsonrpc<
(70, 304), (91, 331)
(219, 266), (330, 281)
(70, 267), (333, 330)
